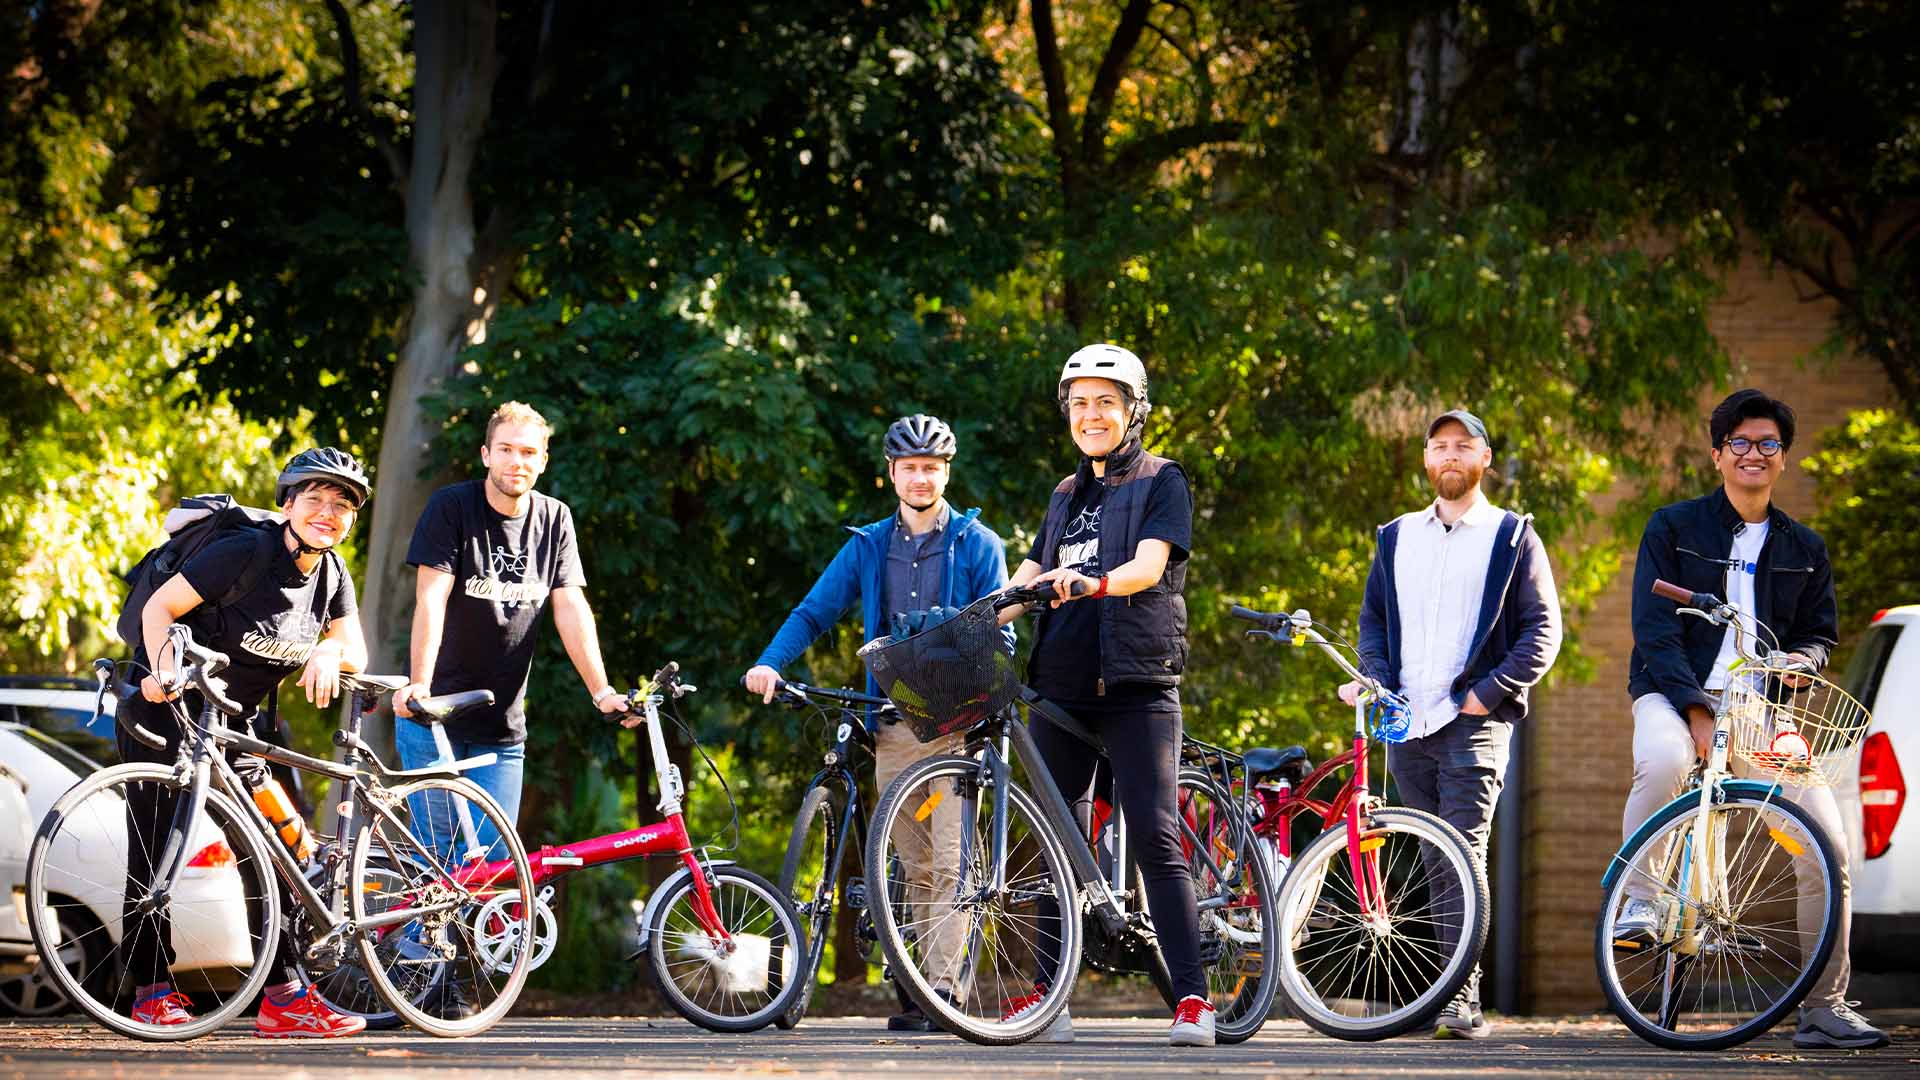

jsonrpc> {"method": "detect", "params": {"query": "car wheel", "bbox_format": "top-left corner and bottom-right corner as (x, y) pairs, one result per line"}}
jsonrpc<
(0, 906), (100, 1017)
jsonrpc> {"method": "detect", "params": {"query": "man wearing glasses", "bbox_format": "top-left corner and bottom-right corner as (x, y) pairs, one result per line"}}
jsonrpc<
(1620, 388), (1885, 1049)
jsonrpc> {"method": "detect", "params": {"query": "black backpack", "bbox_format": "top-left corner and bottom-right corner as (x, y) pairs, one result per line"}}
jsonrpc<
(116, 494), (284, 650)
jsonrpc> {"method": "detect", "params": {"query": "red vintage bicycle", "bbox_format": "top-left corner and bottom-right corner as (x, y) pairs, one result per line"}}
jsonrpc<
(1227, 603), (1490, 1041)
(309, 662), (805, 1032)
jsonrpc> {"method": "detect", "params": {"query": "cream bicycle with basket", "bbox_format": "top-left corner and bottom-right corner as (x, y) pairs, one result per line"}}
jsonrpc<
(1596, 578), (1871, 1050)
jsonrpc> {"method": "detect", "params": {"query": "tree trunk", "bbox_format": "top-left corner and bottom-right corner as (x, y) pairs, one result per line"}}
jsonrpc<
(356, 0), (501, 765)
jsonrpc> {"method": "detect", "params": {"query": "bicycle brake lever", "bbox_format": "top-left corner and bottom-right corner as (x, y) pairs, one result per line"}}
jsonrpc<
(674, 681), (699, 697)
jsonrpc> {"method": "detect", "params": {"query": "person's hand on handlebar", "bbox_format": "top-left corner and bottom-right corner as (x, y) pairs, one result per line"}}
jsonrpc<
(140, 669), (182, 704)
(743, 664), (782, 705)
(1029, 567), (1095, 608)
(1776, 651), (1816, 689)
(1337, 680), (1364, 707)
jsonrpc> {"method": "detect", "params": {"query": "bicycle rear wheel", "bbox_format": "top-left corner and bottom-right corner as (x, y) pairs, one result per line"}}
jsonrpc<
(647, 863), (805, 1031)
(1171, 768), (1280, 1043)
(1274, 806), (1487, 1040)
(1597, 790), (1840, 1050)
(25, 763), (280, 1041)
(865, 753), (1081, 1046)
(346, 776), (536, 1037)
(775, 782), (846, 1029)
(295, 845), (435, 1030)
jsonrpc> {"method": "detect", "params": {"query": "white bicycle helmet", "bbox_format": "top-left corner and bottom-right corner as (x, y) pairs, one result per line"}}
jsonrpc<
(1058, 343), (1150, 422)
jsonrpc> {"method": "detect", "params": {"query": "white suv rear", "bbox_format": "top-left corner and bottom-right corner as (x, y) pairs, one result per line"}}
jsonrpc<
(1840, 604), (1918, 966)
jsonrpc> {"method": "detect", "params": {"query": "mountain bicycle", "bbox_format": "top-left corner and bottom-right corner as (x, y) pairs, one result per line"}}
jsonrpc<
(1596, 579), (1866, 1050)
(856, 583), (1280, 1045)
(24, 626), (535, 1040)
(760, 678), (892, 1029)
(1228, 603), (1489, 1041)
(348, 661), (807, 1033)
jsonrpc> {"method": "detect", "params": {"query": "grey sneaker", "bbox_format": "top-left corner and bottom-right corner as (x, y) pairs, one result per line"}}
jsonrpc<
(1612, 897), (1658, 949)
(1794, 1001), (1889, 1050)
(1433, 988), (1490, 1040)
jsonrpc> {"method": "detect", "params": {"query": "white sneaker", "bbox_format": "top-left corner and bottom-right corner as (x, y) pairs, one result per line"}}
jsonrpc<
(1612, 897), (1658, 947)
(1794, 1001), (1889, 1050)
(1036, 1007), (1074, 1043)
(1169, 995), (1215, 1047)
(1000, 984), (1073, 1043)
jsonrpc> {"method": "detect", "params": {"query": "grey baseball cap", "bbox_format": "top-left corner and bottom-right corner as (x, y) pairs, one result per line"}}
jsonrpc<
(1426, 409), (1489, 442)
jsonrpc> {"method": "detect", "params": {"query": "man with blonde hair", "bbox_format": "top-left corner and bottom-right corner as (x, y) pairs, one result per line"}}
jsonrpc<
(393, 401), (627, 1013)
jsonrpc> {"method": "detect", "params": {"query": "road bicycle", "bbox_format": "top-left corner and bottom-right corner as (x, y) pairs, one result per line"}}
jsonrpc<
(1228, 603), (1489, 1041)
(1596, 579), (1866, 1050)
(24, 626), (535, 1040)
(761, 678), (892, 1029)
(355, 661), (808, 1032)
(856, 583), (1280, 1045)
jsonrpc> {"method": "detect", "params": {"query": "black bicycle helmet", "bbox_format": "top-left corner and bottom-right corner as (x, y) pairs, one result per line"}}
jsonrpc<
(883, 414), (958, 460)
(276, 446), (371, 507)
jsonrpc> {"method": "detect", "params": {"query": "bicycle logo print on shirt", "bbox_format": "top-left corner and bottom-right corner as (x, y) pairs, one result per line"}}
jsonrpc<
(464, 544), (548, 607)
(239, 610), (325, 666)
(1056, 504), (1103, 573)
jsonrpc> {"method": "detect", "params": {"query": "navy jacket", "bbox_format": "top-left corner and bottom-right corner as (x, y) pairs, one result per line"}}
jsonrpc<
(1627, 487), (1837, 715)
(1357, 508), (1563, 723)
(754, 506), (1012, 724)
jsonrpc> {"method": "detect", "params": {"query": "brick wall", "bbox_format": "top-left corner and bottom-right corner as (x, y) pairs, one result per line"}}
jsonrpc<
(1518, 253), (1894, 1013)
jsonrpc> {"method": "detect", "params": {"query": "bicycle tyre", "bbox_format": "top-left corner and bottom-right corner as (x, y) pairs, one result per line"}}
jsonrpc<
(647, 863), (806, 1032)
(1596, 790), (1841, 1051)
(294, 845), (433, 1031)
(1168, 768), (1280, 1043)
(26, 763), (281, 1041)
(346, 775), (536, 1037)
(1273, 806), (1487, 1041)
(865, 753), (1082, 1046)
(775, 782), (844, 1029)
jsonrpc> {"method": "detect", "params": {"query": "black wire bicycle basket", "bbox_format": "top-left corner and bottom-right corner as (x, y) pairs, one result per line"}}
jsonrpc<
(857, 593), (1019, 742)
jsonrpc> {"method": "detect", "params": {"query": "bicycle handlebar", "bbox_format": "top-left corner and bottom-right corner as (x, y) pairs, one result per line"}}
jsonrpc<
(994, 579), (1088, 611)
(1649, 578), (1788, 665)
(749, 675), (892, 711)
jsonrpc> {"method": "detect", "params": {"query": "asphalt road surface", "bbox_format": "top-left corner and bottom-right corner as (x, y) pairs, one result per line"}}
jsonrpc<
(1, 1015), (1912, 1079)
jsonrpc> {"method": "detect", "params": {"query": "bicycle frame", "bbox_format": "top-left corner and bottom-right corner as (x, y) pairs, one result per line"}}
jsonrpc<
(453, 677), (734, 947)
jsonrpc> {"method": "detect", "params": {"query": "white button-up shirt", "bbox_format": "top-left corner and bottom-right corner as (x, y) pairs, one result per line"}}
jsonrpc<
(1392, 492), (1503, 739)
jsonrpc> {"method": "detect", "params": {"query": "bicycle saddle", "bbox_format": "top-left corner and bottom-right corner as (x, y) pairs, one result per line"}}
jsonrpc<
(1245, 745), (1313, 785)
(408, 689), (496, 723)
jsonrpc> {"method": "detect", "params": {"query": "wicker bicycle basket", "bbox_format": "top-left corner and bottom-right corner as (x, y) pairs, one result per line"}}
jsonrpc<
(857, 593), (1019, 743)
(1719, 662), (1872, 788)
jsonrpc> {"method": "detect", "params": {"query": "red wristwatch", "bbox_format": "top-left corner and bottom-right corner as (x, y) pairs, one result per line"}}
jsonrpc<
(1091, 575), (1110, 599)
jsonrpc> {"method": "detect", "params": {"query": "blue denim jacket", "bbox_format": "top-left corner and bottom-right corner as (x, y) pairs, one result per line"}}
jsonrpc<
(754, 506), (1013, 725)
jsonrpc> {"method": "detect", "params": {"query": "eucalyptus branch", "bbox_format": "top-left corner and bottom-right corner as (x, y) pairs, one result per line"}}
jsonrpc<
(324, 0), (409, 191)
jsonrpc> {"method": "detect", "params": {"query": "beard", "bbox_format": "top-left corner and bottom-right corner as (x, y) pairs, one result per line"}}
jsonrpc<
(1427, 460), (1484, 501)
(489, 472), (532, 499)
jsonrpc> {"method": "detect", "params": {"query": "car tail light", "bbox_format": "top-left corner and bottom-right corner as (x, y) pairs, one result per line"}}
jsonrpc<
(1860, 732), (1905, 860)
(1870, 609), (1889, 623)
(186, 841), (235, 869)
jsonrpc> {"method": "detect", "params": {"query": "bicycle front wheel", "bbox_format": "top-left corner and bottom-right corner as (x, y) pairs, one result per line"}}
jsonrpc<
(347, 776), (536, 1037)
(647, 863), (806, 1032)
(775, 782), (846, 1029)
(25, 763), (280, 1041)
(1173, 768), (1280, 1043)
(1274, 806), (1487, 1041)
(865, 753), (1082, 1046)
(1597, 790), (1841, 1050)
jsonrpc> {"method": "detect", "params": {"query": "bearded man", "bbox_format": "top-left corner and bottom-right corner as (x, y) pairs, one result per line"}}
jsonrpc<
(1341, 408), (1564, 1040)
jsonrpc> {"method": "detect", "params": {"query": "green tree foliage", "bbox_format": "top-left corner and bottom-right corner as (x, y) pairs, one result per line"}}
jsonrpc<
(1803, 410), (1920, 658)
(0, 1), (328, 667)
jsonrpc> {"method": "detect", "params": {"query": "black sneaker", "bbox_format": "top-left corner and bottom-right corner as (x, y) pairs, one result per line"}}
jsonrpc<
(1432, 988), (1490, 1040)
(423, 979), (476, 1021)
(887, 1006), (935, 1032)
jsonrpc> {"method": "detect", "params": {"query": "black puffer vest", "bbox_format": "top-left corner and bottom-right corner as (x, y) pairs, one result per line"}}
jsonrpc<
(1029, 437), (1190, 693)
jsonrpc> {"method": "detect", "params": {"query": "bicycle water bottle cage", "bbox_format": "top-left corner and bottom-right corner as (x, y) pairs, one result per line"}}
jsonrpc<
(1370, 694), (1413, 744)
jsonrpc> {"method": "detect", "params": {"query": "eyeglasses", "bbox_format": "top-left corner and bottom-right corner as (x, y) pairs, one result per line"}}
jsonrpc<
(1720, 436), (1784, 458)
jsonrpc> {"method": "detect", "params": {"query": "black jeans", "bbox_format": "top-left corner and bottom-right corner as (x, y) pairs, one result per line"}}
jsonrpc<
(1384, 713), (1513, 1009)
(117, 694), (297, 988)
(1030, 701), (1205, 1002)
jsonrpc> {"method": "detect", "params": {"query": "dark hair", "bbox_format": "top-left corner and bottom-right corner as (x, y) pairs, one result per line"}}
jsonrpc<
(1709, 388), (1796, 451)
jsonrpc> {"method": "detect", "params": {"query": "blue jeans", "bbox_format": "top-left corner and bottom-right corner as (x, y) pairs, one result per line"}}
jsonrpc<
(394, 717), (525, 862)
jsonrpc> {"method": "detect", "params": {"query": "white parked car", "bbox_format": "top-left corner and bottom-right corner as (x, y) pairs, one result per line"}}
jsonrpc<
(1, 677), (256, 1015)
(1838, 605), (1918, 967)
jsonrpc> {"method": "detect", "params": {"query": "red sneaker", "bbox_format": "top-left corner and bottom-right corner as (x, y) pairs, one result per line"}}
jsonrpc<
(255, 988), (367, 1039)
(131, 990), (196, 1026)
(1000, 982), (1048, 1023)
(1170, 994), (1216, 1047)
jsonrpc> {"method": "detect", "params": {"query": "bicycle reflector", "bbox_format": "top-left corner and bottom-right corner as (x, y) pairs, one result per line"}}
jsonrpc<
(186, 841), (235, 869)
(1860, 732), (1905, 860)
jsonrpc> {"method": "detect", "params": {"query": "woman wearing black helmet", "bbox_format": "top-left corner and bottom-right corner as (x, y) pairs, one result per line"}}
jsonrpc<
(119, 447), (372, 1037)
